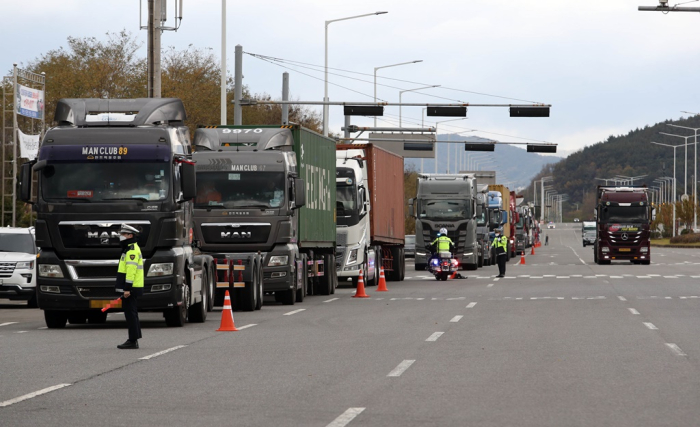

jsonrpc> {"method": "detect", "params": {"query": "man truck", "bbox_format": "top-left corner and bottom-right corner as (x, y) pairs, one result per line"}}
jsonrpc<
(19, 98), (214, 328)
(192, 125), (337, 307)
(594, 186), (653, 265)
(335, 144), (405, 286)
(476, 185), (492, 267)
(410, 174), (479, 271)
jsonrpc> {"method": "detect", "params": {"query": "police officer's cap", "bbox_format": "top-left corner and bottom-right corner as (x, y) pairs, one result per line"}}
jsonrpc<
(120, 224), (140, 235)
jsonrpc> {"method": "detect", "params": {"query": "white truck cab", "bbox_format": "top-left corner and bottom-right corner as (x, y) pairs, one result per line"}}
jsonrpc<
(0, 227), (38, 306)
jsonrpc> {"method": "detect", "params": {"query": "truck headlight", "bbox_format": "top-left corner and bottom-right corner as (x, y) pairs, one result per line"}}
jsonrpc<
(38, 264), (64, 278)
(348, 249), (358, 264)
(416, 252), (426, 256)
(16, 261), (34, 270)
(147, 263), (174, 277)
(641, 247), (648, 253)
(601, 247), (609, 253)
(268, 255), (289, 266)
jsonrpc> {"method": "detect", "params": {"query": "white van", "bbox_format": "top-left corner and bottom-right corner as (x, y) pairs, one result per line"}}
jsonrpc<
(0, 227), (38, 306)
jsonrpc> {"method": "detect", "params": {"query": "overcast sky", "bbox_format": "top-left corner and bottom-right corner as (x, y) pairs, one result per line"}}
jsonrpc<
(3, 0), (699, 157)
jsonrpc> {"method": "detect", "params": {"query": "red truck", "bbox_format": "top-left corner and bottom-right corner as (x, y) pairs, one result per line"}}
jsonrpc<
(594, 186), (653, 265)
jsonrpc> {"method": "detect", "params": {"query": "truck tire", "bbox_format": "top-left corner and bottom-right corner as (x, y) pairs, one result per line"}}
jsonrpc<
(317, 254), (333, 295)
(165, 282), (189, 327)
(295, 259), (305, 303)
(370, 249), (381, 286)
(240, 263), (257, 312)
(68, 313), (87, 324)
(330, 260), (337, 294)
(45, 310), (68, 329)
(399, 249), (406, 281)
(189, 270), (208, 323)
(27, 291), (38, 308)
(478, 250), (484, 268)
(255, 264), (263, 310)
(207, 265), (215, 312)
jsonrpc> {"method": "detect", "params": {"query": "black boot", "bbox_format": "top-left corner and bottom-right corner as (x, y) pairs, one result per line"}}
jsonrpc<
(117, 340), (139, 349)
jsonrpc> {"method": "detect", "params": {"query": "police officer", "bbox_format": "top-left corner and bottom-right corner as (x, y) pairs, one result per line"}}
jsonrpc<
(431, 228), (455, 256)
(116, 224), (144, 349)
(491, 228), (508, 277)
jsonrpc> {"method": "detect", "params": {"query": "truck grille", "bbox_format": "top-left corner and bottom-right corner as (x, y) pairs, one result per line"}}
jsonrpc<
(74, 266), (118, 279)
(76, 286), (120, 299)
(0, 262), (16, 278)
(336, 230), (348, 246)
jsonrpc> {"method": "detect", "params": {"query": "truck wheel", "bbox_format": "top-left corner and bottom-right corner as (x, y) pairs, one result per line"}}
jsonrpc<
(295, 261), (305, 303)
(189, 270), (208, 323)
(207, 266), (215, 312)
(240, 265), (257, 312)
(399, 249), (406, 281)
(165, 283), (189, 327)
(330, 261), (337, 294)
(282, 284), (296, 305)
(255, 264), (263, 310)
(44, 311), (68, 329)
(87, 311), (108, 324)
(27, 292), (38, 308)
(370, 250), (381, 286)
(317, 254), (333, 295)
(478, 252), (483, 268)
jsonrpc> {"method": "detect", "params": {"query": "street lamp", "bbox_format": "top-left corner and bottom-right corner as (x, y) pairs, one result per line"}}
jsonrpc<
(651, 141), (681, 236)
(399, 85), (440, 128)
(434, 118), (468, 173)
(374, 60), (422, 127)
(659, 131), (698, 197)
(540, 176), (553, 221)
(668, 123), (700, 230)
(323, 11), (388, 136)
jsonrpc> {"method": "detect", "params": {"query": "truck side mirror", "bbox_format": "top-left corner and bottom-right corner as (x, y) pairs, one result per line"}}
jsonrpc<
(19, 161), (34, 203)
(408, 198), (415, 218)
(294, 178), (306, 209)
(476, 204), (483, 218)
(180, 162), (197, 201)
(651, 207), (656, 221)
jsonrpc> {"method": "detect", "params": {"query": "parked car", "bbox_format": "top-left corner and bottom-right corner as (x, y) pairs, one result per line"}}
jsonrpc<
(547, 222), (556, 229)
(0, 227), (38, 307)
(405, 234), (415, 258)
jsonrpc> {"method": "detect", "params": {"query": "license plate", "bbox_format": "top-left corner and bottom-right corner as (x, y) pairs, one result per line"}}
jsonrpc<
(90, 299), (122, 309)
(619, 248), (631, 252)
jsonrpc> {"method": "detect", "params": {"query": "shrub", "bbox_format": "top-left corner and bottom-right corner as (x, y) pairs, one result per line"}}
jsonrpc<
(680, 228), (694, 235)
(670, 233), (700, 244)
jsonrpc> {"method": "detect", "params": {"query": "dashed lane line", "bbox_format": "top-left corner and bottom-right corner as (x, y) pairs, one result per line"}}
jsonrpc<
(323, 298), (339, 303)
(487, 283), (494, 288)
(643, 322), (658, 330)
(628, 308), (640, 315)
(0, 322), (18, 327)
(326, 408), (366, 427)
(0, 384), (72, 408)
(387, 359), (416, 377)
(618, 296), (627, 301)
(15, 331), (27, 334)
(450, 315), (463, 323)
(139, 345), (187, 361)
(466, 302), (477, 308)
(283, 309), (306, 316)
(426, 332), (445, 342)
(666, 343), (687, 357)
(237, 324), (257, 330)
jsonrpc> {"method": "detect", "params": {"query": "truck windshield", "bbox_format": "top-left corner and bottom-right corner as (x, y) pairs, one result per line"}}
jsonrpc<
(195, 172), (285, 209)
(516, 217), (524, 229)
(0, 234), (35, 254)
(602, 206), (648, 223)
(584, 226), (596, 231)
(42, 163), (169, 202)
(489, 208), (501, 224)
(476, 209), (487, 226)
(336, 185), (358, 216)
(419, 199), (470, 220)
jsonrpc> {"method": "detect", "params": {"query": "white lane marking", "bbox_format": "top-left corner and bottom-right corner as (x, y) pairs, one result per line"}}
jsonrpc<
(487, 283), (494, 288)
(628, 308), (640, 315)
(0, 322), (18, 327)
(450, 315), (463, 323)
(326, 408), (366, 427)
(37, 327), (47, 330)
(405, 277), (413, 280)
(139, 345), (187, 360)
(643, 322), (658, 330)
(283, 309), (306, 316)
(618, 296), (627, 301)
(466, 302), (477, 308)
(666, 343), (687, 356)
(387, 359), (416, 377)
(566, 245), (586, 264)
(237, 324), (257, 330)
(323, 298), (339, 303)
(493, 277), (500, 281)
(0, 384), (71, 407)
(610, 276), (623, 279)
(15, 331), (27, 334)
(426, 332), (445, 342)
(556, 276), (570, 279)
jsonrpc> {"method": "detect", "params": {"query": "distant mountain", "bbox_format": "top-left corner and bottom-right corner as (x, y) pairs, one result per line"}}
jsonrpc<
(523, 114), (700, 219)
(404, 134), (561, 189)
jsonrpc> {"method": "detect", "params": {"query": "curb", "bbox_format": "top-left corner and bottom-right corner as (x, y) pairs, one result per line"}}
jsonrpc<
(651, 243), (700, 249)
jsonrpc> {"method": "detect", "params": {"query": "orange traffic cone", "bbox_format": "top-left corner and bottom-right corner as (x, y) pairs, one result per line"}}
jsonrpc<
(216, 290), (238, 331)
(531, 245), (535, 255)
(520, 252), (526, 265)
(450, 271), (458, 279)
(353, 269), (370, 298)
(377, 267), (388, 291)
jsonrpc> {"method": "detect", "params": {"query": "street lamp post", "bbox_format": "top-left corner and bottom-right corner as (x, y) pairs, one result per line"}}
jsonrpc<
(374, 60), (422, 127)
(668, 124), (700, 230)
(324, 11), (388, 137)
(433, 118), (468, 174)
(659, 132), (697, 197)
(651, 141), (681, 236)
(399, 85), (440, 128)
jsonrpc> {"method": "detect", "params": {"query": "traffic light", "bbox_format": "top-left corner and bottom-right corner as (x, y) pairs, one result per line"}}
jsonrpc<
(344, 106), (384, 116)
(510, 107), (550, 117)
(464, 143), (495, 151)
(426, 107), (467, 117)
(527, 144), (557, 153)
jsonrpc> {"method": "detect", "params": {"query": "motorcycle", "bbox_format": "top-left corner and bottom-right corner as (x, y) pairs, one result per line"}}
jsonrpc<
(425, 246), (459, 281)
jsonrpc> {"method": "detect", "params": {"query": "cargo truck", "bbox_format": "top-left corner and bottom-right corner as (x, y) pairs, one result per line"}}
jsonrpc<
(410, 174), (479, 271)
(192, 125), (337, 307)
(594, 186), (653, 265)
(19, 98), (214, 328)
(476, 185), (492, 267)
(487, 185), (513, 261)
(335, 144), (405, 286)
(582, 221), (596, 247)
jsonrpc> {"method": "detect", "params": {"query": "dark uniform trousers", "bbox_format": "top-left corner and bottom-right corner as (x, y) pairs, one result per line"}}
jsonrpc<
(497, 253), (507, 276)
(123, 289), (143, 342)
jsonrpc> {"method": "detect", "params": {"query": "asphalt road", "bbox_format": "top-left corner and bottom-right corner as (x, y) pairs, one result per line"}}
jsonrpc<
(2, 224), (700, 426)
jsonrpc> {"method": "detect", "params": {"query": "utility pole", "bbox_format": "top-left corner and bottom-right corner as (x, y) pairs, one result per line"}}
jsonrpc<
(221, 0), (227, 124)
(147, 0), (162, 98)
(233, 45), (243, 125)
(281, 72), (289, 125)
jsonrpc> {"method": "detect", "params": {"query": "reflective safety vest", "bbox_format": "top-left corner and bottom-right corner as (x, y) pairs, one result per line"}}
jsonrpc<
(492, 235), (508, 255)
(117, 242), (144, 291)
(431, 235), (454, 252)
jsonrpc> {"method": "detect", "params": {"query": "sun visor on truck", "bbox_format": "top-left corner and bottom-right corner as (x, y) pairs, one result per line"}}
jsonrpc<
(193, 127), (294, 152)
(55, 98), (186, 127)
